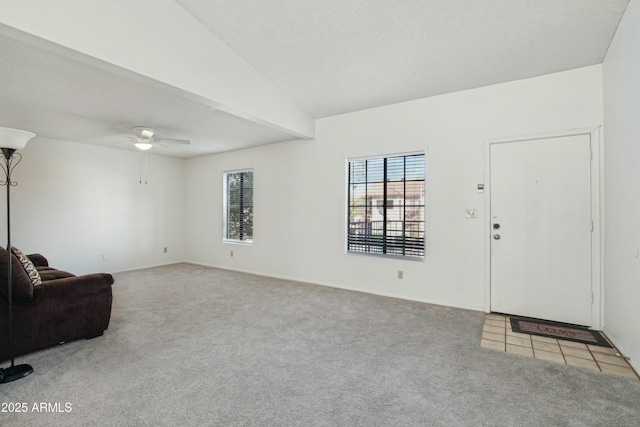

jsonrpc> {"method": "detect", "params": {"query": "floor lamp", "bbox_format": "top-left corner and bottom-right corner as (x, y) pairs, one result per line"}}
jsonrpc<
(0, 127), (35, 384)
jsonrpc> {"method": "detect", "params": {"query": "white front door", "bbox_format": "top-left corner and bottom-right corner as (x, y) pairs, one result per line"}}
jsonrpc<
(490, 134), (592, 326)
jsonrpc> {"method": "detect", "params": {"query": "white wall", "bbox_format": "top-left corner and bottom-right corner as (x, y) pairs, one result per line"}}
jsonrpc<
(1, 138), (186, 275)
(186, 65), (603, 311)
(603, 0), (640, 371)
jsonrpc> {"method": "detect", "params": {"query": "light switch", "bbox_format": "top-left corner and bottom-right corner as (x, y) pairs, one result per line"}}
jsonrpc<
(466, 209), (477, 219)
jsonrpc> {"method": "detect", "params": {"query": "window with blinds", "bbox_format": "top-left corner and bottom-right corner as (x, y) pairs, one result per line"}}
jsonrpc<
(223, 170), (253, 243)
(347, 153), (425, 258)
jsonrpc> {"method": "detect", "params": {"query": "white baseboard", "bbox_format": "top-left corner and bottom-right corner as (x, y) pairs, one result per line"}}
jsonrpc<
(184, 261), (484, 313)
(111, 260), (188, 274)
(602, 326), (639, 374)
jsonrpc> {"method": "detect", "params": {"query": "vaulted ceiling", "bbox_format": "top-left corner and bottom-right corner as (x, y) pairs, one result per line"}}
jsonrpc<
(0, 0), (630, 158)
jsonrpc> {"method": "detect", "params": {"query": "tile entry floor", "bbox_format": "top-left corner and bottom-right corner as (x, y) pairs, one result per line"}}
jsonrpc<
(481, 313), (639, 380)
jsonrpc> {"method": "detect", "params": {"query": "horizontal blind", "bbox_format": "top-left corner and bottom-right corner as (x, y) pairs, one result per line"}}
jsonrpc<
(348, 153), (425, 258)
(224, 170), (253, 242)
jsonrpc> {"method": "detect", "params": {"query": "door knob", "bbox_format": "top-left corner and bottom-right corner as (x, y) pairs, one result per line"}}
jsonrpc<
(493, 234), (501, 240)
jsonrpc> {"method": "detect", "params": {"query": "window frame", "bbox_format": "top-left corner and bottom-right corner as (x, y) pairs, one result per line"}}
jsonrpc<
(346, 152), (426, 260)
(222, 169), (254, 244)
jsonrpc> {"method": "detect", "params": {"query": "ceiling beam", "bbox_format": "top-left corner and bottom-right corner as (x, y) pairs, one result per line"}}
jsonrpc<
(0, 0), (315, 139)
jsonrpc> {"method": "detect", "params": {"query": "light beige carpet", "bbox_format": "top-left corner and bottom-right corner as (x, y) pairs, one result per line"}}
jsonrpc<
(1, 263), (639, 426)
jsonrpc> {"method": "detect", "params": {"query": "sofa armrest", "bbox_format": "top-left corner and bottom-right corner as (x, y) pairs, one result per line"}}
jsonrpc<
(33, 273), (114, 300)
(26, 253), (49, 268)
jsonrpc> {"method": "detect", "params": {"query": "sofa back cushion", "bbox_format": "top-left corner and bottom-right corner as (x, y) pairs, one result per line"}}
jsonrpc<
(0, 247), (34, 302)
(37, 268), (75, 281)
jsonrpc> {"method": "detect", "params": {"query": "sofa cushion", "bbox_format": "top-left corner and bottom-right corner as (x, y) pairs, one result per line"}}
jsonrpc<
(11, 247), (42, 287)
(38, 269), (75, 281)
(0, 247), (34, 302)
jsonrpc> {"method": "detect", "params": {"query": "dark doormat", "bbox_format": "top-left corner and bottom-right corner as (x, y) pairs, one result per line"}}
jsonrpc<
(510, 317), (612, 347)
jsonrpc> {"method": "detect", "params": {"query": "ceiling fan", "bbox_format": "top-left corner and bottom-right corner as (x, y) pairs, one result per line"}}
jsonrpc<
(124, 126), (190, 151)
(115, 127), (190, 184)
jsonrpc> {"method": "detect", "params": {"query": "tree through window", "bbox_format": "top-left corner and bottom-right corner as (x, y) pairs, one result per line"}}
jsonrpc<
(223, 170), (253, 243)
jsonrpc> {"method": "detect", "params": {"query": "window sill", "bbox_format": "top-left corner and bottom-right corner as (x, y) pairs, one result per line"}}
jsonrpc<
(223, 239), (253, 246)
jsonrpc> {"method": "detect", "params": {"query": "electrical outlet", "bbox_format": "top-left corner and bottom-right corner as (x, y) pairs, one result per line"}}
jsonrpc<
(397, 270), (404, 279)
(230, 250), (234, 258)
(163, 247), (168, 253)
(101, 254), (107, 261)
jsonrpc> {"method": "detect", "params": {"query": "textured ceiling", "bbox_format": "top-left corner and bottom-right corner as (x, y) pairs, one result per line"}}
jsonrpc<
(177, 0), (629, 118)
(0, 0), (630, 158)
(0, 33), (295, 158)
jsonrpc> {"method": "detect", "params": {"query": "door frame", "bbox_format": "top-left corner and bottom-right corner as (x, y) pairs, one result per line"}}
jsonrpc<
(482, 127), (603, 329)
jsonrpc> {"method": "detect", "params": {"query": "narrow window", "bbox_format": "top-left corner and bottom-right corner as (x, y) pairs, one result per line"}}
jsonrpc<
(347, 153), (425, 258)
(223, 170), (253, 243)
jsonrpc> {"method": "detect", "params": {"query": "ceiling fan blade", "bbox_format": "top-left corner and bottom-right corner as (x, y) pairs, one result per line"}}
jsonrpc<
(155, 142), (169, 149)
(154, 138), (190, 145)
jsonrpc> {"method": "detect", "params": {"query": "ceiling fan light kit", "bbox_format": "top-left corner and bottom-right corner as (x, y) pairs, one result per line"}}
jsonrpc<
(134, 142), (153, 151)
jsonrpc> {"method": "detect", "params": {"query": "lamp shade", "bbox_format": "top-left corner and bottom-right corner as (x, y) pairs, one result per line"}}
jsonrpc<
(0, 127), (36, 150)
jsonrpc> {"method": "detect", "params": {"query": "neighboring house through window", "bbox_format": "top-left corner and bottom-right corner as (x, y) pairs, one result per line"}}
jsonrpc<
(347, 153), (425, 258)
(223, 170), (253, 243)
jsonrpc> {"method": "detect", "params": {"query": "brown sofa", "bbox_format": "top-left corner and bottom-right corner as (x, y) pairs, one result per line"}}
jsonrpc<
(0, 249), (113, 362)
